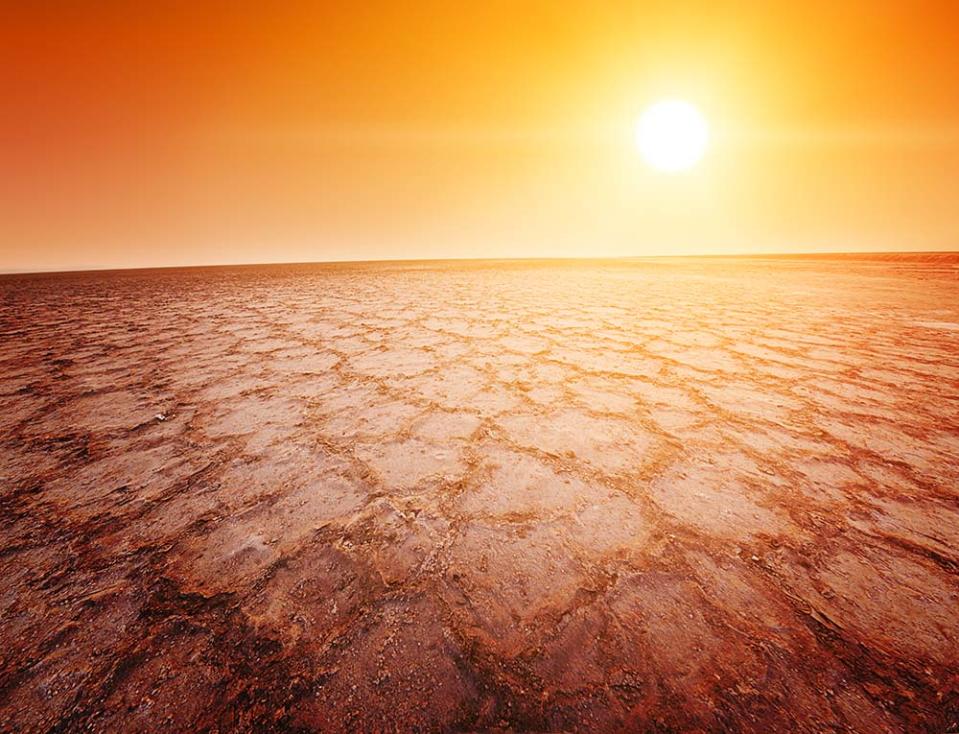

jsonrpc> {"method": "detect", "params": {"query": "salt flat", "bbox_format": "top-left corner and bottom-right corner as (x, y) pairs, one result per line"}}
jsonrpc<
(1, 256), (958, 732)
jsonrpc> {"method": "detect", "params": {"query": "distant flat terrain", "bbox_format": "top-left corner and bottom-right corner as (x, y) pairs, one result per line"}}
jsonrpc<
(1, 256), (958, 732)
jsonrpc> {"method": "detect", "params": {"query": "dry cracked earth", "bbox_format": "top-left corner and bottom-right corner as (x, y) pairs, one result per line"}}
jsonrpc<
(1, 255), (958, 733)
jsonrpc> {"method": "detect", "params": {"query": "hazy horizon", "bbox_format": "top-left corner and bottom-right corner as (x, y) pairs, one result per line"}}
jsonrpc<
(3, 246), (959, 277)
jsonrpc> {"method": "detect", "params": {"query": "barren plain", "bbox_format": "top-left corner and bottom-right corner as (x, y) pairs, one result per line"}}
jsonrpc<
(1, 255), (958, 733)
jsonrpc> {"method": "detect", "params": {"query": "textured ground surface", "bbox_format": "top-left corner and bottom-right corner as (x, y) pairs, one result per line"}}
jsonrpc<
(1, 256), (958, 733)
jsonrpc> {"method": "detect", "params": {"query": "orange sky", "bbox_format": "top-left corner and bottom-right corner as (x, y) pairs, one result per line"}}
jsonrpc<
(3, 1), (959, 271)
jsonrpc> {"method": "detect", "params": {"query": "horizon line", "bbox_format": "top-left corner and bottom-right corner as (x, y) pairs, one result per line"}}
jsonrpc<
(3, 248), (958, 278)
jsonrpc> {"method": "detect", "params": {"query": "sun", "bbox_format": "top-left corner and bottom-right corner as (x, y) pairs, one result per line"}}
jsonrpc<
(635, 99), (709, 172)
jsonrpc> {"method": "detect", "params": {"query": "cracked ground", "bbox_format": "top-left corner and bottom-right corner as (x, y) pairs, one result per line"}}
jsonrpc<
(1, 255), (958, 733)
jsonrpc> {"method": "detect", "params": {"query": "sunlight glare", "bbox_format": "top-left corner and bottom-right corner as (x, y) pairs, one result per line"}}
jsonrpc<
(635, 100), (709, 173)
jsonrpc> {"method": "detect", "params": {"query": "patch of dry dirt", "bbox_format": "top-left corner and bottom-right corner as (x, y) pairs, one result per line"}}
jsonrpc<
(1, 256), (958, 732)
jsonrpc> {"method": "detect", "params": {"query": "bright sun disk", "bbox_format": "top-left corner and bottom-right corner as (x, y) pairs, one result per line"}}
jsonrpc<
(635, 99), (709, 172)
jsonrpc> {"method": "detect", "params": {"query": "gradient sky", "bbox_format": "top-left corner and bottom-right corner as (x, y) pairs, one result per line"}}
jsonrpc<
(3, 1), (959, 271)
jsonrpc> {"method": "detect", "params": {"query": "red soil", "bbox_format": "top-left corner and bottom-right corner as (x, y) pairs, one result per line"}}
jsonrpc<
(1, 256), (958, 732)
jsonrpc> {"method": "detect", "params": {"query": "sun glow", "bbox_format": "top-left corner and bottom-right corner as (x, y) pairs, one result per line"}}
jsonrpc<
(635, 100), (709, 173)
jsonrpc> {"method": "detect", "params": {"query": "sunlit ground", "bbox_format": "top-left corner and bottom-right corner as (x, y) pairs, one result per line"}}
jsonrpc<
(1, 254), (958, 732)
